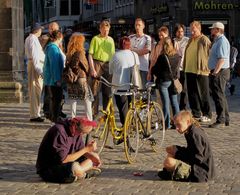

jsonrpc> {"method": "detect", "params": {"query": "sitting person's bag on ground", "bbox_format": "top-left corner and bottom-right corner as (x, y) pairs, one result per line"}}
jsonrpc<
(131, 52), (143, 89)
(62, 66), (78, 84)
(165, 55), (182, 94)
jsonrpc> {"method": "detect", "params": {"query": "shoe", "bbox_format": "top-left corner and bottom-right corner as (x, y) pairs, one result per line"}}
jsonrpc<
(229, 85), (235, 95)
(60, 112), (67, 118)
(44, 112), (49, 119)
(113, 138), (123, 145)
(225, 121), (230, 126)
(85, 167), (101, 179)
(208, 122), (224, 128)
(157, 168), (172, 180)
(30, 117), (44, 122)
(200, 116), (211, 122)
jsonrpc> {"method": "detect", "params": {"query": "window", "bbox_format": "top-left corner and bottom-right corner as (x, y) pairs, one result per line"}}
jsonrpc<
(71, 0), (80, 15)
(60, 0), (69, 16)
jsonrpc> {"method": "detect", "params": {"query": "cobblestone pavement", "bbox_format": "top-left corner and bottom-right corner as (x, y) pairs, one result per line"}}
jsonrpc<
(0, 78), (240, 195)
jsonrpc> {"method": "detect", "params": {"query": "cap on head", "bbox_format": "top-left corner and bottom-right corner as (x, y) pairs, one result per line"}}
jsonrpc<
(71, 117), (97, 129)
(31, 23), (44, 32)
(209, 22), (224, 30)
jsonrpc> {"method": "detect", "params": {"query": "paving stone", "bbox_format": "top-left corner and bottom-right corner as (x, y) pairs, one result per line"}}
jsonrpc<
(0, 78), (240, 194)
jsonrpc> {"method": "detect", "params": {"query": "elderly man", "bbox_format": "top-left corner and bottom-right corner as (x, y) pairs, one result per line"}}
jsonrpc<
(208, 22), (230, 128)
(36, 117), (101, 183)
(183, 21), (212, 123)
(25, 23), (45, 122)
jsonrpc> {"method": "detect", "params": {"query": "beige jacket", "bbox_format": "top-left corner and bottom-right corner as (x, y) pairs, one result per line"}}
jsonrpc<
(183, 34), (211, 76)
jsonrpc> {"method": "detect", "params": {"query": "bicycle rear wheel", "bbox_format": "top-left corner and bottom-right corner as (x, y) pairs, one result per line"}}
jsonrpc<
(91, 113), (110, 154)
(124, 110), (139, 164)
(148, 102), (165, 152)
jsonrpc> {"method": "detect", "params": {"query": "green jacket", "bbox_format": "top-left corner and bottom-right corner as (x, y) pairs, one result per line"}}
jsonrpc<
(183, 34), (211, 76)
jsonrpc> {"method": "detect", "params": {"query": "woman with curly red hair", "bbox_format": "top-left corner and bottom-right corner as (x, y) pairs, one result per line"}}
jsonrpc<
(66, 33), (93, 120)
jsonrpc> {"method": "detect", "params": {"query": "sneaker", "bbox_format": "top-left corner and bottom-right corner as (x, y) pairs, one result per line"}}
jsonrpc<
(208, 122), (225, 128)
(157, 168), (172, 180)
(200, 116), (211, 122)
(85, 167), (101, 179)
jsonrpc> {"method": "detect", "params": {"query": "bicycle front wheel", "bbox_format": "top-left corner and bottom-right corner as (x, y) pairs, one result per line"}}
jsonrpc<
(91, 113), (110, 154)
(124, 110), (139, 164)
(148, 102), (165, 152)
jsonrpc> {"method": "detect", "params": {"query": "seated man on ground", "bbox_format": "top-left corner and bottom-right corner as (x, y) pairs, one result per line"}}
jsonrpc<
(158, 110), (215, 182)
(36, 117), (101, 183)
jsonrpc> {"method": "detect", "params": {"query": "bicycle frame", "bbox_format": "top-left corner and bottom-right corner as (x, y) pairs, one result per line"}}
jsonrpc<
(97, 96), (123, 140)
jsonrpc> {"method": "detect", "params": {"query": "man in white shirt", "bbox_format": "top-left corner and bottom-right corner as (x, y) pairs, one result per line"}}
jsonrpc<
(173, 24), (189, 110)
(129, 18), (151, 88)
(25, 23), (45, 122)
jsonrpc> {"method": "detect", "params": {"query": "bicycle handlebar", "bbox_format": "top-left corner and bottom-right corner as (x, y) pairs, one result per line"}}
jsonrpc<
(99, 76), (139, 90)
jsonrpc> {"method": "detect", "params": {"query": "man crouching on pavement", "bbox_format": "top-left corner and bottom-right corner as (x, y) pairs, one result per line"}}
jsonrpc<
(36, 117), (101, 183)
(158, 110), (215, 182)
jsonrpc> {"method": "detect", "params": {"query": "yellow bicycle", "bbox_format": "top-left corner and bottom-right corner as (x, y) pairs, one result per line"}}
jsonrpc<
(91, 77), (165, 164)
(91, 77), (139, 159)
(124, 82), (165, 163)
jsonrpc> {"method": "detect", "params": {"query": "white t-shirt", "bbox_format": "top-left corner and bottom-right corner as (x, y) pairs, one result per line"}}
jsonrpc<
(129, 34), (151, 72)
(174, 36), (189, 71)
(109, 50), (140, 92)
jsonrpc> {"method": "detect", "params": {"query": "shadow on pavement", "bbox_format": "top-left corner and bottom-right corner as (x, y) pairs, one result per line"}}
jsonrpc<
(0, 163), (42, 183)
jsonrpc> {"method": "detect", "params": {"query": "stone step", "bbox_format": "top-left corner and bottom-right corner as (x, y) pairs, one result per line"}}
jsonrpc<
(0, 82), (23, 103)
(0, 72), (13, 82)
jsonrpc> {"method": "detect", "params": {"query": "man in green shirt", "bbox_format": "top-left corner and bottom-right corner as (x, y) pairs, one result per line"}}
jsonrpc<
(88, 20), (115, 118)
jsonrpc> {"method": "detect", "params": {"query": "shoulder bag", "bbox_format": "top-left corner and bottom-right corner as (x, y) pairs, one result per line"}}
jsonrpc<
(62, 61), (78, 84)
(165, 55), (182, 94)
(131, 52), (143, 89)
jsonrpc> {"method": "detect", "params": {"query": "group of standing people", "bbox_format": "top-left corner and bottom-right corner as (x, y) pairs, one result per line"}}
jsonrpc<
(25, 18), (233, 184)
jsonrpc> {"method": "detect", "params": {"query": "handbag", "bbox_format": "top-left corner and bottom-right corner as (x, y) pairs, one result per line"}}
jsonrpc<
(131, 52), (143, 89)
(62, 65), (78, 84)
(165, 55), (182, 94)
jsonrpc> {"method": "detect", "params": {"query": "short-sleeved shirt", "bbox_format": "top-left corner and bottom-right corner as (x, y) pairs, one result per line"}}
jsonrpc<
(109, 50), (140, 91)
(36, 120), (84, 173)
(208, 34), (230, 70)
(129, 34), (151, 72)
(88, 34), (115, 62)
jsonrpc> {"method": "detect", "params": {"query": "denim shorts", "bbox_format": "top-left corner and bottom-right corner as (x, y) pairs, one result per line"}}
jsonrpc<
(173, 160), (191, 181)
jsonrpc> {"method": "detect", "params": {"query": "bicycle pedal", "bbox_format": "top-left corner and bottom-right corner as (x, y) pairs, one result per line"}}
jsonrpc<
(149, 138), (157, 146)
(142, 134), (153, 141)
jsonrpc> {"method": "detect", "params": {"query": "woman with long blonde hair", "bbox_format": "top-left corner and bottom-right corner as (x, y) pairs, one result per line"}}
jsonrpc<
(152, 37), (180, 129)
(66, 33), (93, 120)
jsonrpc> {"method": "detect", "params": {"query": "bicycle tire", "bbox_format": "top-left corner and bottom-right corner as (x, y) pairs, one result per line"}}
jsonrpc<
(147, 102), (165, 152)
(91, 113), (110, 154)
(124, 109), (139, 164)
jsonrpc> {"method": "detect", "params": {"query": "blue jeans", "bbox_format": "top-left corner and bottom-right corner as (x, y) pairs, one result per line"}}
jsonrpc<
(159, 81), (180, 128)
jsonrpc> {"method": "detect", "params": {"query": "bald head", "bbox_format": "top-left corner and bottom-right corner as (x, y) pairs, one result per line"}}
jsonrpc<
(48, 22), (59, 34)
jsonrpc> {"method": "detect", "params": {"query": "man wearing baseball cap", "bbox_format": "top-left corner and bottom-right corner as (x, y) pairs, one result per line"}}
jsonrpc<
(208, 22), (230, 128)
(36, 117), (101, 183)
